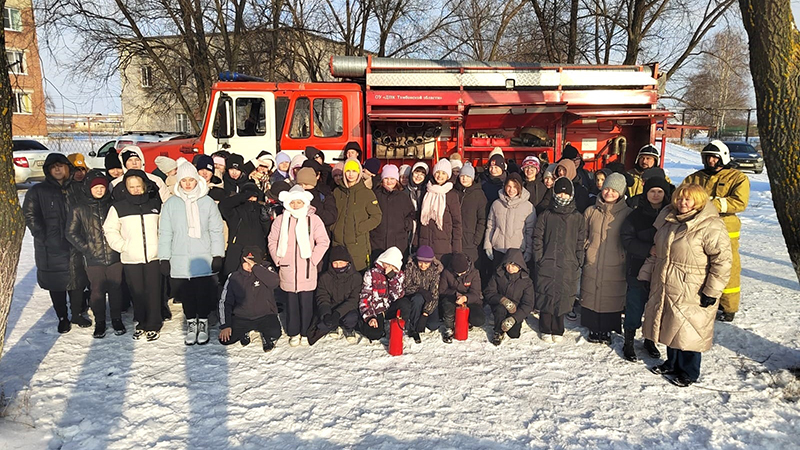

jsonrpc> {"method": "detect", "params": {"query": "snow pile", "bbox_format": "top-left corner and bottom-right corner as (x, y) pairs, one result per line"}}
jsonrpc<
(1, 143), (799, 449)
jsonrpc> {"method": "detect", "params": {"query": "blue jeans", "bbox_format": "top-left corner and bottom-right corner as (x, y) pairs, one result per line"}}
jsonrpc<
(624, 276), (648, 331)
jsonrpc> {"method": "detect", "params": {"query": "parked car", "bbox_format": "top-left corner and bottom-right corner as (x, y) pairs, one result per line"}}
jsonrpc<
(724, 141), (764, 174)
(13, 139), (51, 184)
(85, 132), (190, 169)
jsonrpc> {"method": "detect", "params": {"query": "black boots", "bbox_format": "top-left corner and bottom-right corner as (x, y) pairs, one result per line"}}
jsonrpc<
(93, 321), (107, 339)
(643, 339), (661, 358)
(57, 318), (71, 334)
(71, 314), (92, 328)
(623, 329), (637, 361)
(112, 319), (126, 336)
(717, 311), (735, 322)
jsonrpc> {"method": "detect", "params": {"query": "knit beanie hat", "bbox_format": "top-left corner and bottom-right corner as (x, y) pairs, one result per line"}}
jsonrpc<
(433, 158), (452, 178)
(195, 154), (214, 173)
(450, 253), (470, 273)
(332, 162), (344, 178)
(120, 149), (140, 167)
(489, 153), (506, 170)
(450, 159), (463, 171)
(343, 142), (362, 160)
(344, 159), (362, 174)
(460, 163), (476, 180)
(155, 156), (177, 174)
(641, 167), (666, 181)
(376, 246), (403, 272)
(105, 151), (123, 170)
(227, 154), (244, 170)
(275, 151), (291, 167)
(412, 161), (429, 175)
(562, 144), (580, 161)
(329, 245), (352, 265)
(521, 155), (541, 171)
(363, 157), (381, 175)
(295, 167), (318, 187)
(554, 176), (574, 197)
(241, 246), (265, 264)
(176, 160), (201, 182)
(602, 172), (628, 197)
(488, 146), (505, 160)
(90, 176), (109, 189)
(381, 164), (400, 180)
(399, 164), (411, 179)
(305, 146), (322, 161)
(256, 151), (275, 170)
(449, 153), (462, 162)
(644, 176), (671, 197)
(542, 164), (556, 180)
(416, 245), (435, 262)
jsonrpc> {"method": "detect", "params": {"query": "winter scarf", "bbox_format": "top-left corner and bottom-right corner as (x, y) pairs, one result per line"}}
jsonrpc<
(420, 181), (453, 231)
(277, 186), (314, 259)
(174, 162), (209, 239)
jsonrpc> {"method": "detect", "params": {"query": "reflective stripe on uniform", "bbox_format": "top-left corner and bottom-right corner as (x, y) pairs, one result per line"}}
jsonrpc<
(719, 197), (728, 214)
(729, 231), (740, 238)
(723, 286), (741, 294)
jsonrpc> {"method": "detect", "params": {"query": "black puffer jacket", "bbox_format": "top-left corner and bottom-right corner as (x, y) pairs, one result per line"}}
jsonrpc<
(218, 190), (270, 249)
(23, 153), (88, 291)
(620, 195), (667, 279)
(371, 186), (415, 255)
(532, 196), (586, 316)
(524, 178), (548, 210)
(481, 171), (506, 213)
(315, 246), (362, 317)
(66, 171), (120, 266)
(456, 182), (487, 264)
(484, 249), (535, 323)
(439, 264), (482, 306)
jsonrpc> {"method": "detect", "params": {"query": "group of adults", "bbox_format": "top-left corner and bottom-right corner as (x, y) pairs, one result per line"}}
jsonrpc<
(22, 138), (749, 387)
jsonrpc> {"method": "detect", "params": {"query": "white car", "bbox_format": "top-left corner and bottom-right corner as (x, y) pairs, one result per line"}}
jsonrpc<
(13, 139), (51, 184)
(85, 132), (189, 169)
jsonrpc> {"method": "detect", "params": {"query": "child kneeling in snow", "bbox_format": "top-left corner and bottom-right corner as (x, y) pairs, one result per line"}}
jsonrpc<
(358, 247), (408, 342)
(219, 247), (282, 352)
(439, 253), (486, 343)
(307, 246), (363, 345)
(484, 249), (535, 346)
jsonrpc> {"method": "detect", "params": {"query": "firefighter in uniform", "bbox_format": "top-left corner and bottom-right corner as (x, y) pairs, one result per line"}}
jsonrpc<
(628, 144), (672, 197)
(683, 140), (749, 322)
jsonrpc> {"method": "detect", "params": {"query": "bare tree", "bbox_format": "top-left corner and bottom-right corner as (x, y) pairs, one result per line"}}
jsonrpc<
(739, 0), (800, 283)
(0, 0), (26, 359)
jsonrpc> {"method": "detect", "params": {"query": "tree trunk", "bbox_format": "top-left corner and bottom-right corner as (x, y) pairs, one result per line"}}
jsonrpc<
(0, 0), (27, 360)
(739, 0), (800, 282)
(567, 0), (578, 63)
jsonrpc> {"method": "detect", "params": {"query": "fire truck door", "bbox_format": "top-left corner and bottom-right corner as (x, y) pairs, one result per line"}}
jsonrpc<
(204, 91), (277, 161)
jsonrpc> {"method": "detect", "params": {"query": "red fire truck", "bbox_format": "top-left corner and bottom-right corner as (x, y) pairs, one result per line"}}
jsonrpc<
(138, 56), (671, 170)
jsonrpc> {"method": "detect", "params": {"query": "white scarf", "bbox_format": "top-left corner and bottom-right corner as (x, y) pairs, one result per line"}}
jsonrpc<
(277, 204), (312, 259)
(420, 181), (453, 231)
(173, 174), (208, 239)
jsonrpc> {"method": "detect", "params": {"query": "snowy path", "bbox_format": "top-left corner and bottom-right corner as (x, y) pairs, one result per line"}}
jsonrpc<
(2, 143), (799, 449)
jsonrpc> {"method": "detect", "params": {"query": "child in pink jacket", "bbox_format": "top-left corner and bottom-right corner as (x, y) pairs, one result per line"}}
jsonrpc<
(268, 185), (330, 346)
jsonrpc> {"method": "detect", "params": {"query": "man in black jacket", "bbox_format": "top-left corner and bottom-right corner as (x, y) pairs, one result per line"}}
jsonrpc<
(218, 247), (282, 352)
(23, 153), (90, 333)
(440, 253), (485, 343)
(307, 246), (362, 344)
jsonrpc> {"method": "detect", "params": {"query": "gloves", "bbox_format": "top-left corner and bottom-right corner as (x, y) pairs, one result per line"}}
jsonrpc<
(499, 296), (517, 314)
(485, 247), (494, 261)
(700, 293), (716, 308)
(212, 256), (224, 272)
(160, 260), (170, 277)
(323, 311), (341, 327)
(501, 316), (516, 332)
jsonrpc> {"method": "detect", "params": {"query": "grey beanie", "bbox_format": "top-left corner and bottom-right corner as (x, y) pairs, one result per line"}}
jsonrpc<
(460, 162), (476, 180)
(602, 172), (628, 197)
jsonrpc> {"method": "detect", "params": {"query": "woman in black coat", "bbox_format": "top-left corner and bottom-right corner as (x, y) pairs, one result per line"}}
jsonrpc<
(416, 159), (463, 259)
(484, 249), (535, 345)
(370, 164), (415, 258)
(23, 153), (90, 333)
(218, 182), (271, 280)
(455, 163), (487, 272)
(533, 177), (586, 343)
(66, 171), (125, 338)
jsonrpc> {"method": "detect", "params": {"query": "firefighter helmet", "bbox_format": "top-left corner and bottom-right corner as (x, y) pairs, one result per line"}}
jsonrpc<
(701, 140), (731, 167)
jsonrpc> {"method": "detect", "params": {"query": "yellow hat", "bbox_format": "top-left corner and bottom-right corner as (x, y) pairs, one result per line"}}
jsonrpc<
(344, 159), (362, 173)
(67, 153), (87, 169)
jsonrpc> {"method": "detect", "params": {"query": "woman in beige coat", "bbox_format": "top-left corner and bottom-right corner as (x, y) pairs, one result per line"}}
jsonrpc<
(639, 183), (731, 387)
(580, 173), (632, 343)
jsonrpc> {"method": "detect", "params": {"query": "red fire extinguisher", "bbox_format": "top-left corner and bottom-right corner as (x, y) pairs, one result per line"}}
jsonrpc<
(389, 310), (405, 356)
(454, 305), (470, 341)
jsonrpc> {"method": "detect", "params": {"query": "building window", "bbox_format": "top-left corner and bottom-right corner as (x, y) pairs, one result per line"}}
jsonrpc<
(141, 66), (153, 87)
(177, 66), (187, 86)
(3, 7), (22, 32)
(176, 113), (191, 133)
(312, 98), (344, 138)
(6, 50), (25, 74)
(12, 91), (32, 114)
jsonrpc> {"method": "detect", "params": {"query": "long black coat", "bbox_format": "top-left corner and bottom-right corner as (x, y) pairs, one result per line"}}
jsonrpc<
(620, 196), (665, 279)
(456, 182), (487, 265)
(484, 249), (535, 323)
(309, 184), (338, 229)
(524, 178), (548, 210)
(23, 153), (88, 291)
(66, 172), (120, 266)
(415, 188), (463, 258)
(315, 247), (362, 317)
(371, 186), (415, 255)
(532, 197), (586, 316)
(480, 171), (506, 214)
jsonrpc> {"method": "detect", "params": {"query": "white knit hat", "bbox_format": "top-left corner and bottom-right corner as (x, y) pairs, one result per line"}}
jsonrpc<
(433, 158), (452, 178)
(278, 184), (314, 209)
(176, 160), (200, 182)
(376, 247), (403, 272)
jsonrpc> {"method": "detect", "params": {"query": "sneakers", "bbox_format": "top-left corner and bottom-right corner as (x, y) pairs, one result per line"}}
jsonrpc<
(643, 339), (661, 358)
(587, 331), (601, 343)
(112, 319), (126, 336)
(552, 334), (563, 343)
(717, 311), (735, 322)
(540, 333), (553, 343)
(93, 322), (107, 339)
(299, 336), (309, 346)
(185, 319), (198, 345)
(601, 332), (612, 344)
(343, 328), (360, 344)
(197, 319), (210, 345)
(649, 363), (675, 375)
(145, 331), (160, 341)
(132, 329), (145, 340)
(71, 314), (92, 328)
(261, 334), (275, 352)
(669, 373), (695, 387)
(289, 335), (301, 347)
(442, 328), (454, 344)
(57, 318), (72, 334)
(407, 330), (421, 344)
(328, 327), (343, 340)
(491, 331), (505, 346)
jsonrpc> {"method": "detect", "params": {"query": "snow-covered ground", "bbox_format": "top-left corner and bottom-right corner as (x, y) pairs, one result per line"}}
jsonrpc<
(1, 143), (799, 449)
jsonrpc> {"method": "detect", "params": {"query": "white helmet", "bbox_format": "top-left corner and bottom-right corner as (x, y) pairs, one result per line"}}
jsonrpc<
(701, 140), (731, 167)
